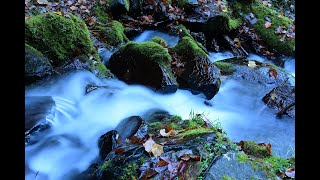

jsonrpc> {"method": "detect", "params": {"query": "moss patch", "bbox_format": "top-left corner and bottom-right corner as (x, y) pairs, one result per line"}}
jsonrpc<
(151, 36), (167, 46)
(177, 128), (214, 137)
(229, 18), (243, 30)
(222, 175), (236, 180)
(174, 36), (208, 60)
(214, 61), (236, 75)
(93, 1), (110, 23)
(241, 141), (271, 158)
(25, 13), (93, 65)
(94, 21), (129, 48)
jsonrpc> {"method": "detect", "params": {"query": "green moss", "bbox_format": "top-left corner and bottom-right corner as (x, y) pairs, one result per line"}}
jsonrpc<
(25, 13), (93, 65)
(242, 141), (270, 158)
(252, 3), (294, 56)
(222, 175), (236, 180)
(229, 18), (243, 30)
(177, 128), (213, 137)
(171, 115), (183, 122)
(25, 44), (45, 58)
(119, 41), (172, 66)
(169, 122), (182, 130)
(151, 36), (167, 46)
(119, 162), (139, 180)
(149, 122), (163, 127)
(93, 1), (110, 23)
(174, 36), (208, 60)
(100, 159), (113, 171)
(214, 61), (236, 75)
(94, 21), (129, 48)
(236, 153), (250, 163)
(177, 0), (188, 7)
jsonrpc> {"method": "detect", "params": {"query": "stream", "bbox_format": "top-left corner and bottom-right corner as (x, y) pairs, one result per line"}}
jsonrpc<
(25, 31), (295, 180)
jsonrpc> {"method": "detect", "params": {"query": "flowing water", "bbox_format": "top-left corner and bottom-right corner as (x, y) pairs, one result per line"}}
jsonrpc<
(25, 31), (295, 180)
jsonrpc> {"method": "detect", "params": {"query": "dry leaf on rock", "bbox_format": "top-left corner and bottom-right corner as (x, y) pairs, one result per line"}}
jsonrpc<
(143, 138), (155, 153)
(37, 0), (48, 5)
(160, 129), (178, 137)
(151, 143), (164, 157)
(248, 61), (257, 68)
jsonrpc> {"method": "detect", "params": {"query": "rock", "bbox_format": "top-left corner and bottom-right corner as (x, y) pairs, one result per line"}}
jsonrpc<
(98, 130), (121, 160)
(172, 36), (221, 99)
(25, 13), (93, 65)
(204, 151), (267, 180)
(140, 109), (171, 123)
(115, 116), (143, 142)
(124, 26), (143, 39)
(109, 0), (130, 17)
(108, 41), (178, 94)
(92, 21), (129, 49)
(25, 44), (53, 85)
(262, 84), (295, 118)
(128, 0), (142, 17)
(25, 96), (55, 144)
(190, 32), (206, 49)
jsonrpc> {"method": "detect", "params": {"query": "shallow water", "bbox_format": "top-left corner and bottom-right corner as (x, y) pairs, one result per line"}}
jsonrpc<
(131, 30), (179, 47)
(25, 69), (295, 180)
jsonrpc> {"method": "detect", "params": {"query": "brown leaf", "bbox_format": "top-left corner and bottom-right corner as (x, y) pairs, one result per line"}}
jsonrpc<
(151, 143), (164, 157)
(268, 68), (278, 79)
(70, 6), (78, 10)
(265, 22), (272, 28)
(80, 5), (87, 9)
(37, 0), (48, 5)
(190, 154), (200, 161)
(180, 154), (191, 161)
(266, 143), (272, 155)
(141, 169), (158, 179)
(155, 159), (169, 167)
(114, 148), (125, 154)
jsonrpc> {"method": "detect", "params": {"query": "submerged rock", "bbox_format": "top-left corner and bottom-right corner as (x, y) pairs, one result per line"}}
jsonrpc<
(25, 96), (55, 144)
(108, 41), (178, 94)
(172, 36), (221, 99)
(262, 84), (295, 118)
(25, 44), (53, 85)
(25, 13), (93, 65)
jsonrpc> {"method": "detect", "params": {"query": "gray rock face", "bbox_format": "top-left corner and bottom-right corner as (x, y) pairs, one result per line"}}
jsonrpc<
(25, 44), (53, 85)
(205, 151), (267, 180)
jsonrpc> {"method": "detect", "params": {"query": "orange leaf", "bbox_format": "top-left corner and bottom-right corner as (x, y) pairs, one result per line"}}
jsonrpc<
(266, 143), (272, 155)
(155, 159), (169, 167)
(114, 148), (125, 154)
(268, 68), (278, 79)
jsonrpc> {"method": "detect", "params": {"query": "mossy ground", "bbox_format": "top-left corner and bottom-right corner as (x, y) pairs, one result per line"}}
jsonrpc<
(235, 0), (295, 56)
(93, 0), (110, 23)
(25, 13), (93, 65)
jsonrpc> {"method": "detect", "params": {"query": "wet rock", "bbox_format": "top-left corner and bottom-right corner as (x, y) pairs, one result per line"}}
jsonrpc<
(98, 130), (121, 160)
(124, 26), (144, 39)
(25, 44), (53, 85)
(128, 0), (142, 17)
(109, 0), (130, 18)
(108, 41), (178, 94)
(172, 36), (221, 99)
(190, 31), (206, 48)
(204, 151), (267, 180)
(182, 15), (230, 34)
(115, 116), (143, 142)
(262, 84), (295, 118)
(141, 109), (171, 123)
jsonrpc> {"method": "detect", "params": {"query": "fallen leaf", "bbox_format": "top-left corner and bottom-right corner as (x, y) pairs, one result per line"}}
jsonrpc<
(37, 0), (48, 5)
(275, 26), (282, 34)
(70, 6), (78, 10)
(143, 138), (155, 153)
(219, 5), (228, 12)
(180, 154), (191, 161)
(285, 168), (295, 178)
(151, 143), (164, 157)
(114, 148), (125, 154)
(160, 129), (178, 137)
(80, 5), (87, 9)
(100, 0), (106, 5)
(262, 0), (268, 6)
(54, 11), (63, 16)
(265, 22), (272, 28)
(270, 93), (277, 100)
(160, 41), (166, 47)
(266, 143), (272, 155)
(268, 68), (278, 79)
(67, 1), (73, 5)
(155, 159), (169, 167)
(190, 155), (200, 161)
(140, 169), (158, 179)
(248, 61), (257, 68)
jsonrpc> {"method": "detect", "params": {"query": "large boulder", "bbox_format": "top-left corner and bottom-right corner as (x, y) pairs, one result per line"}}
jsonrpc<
(172, 36), (221, 99)
(262, 84), (295, 118)
(109, 0), (130, 17)
(25, 13), (93, 65)
(25, 44), (53, 85)
(108, 41), (178, 94)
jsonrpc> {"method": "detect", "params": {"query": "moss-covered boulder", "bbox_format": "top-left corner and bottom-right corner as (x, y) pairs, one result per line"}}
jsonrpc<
(25, 13), (93, 65)
(172, 36), (221, 99)
(108, 41), (178, 93)
(25, 44), (53, 85)
(93, 21), (129, 48)
(109, 0), (130, 17)
(150, 36), (167, 46)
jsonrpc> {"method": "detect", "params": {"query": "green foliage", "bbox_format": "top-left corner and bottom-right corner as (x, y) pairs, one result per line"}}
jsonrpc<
(171, 115), (183, 122)
(119, 162), (139, 180)
(100, 160), (113, 171)
(241, 141), (270, 158)
(25, 13), (93, 65)
(229, 18), (243, 30)
(214, 61), (236, 75)
(264, 156), (291, 175)
(236, 153), (250, 163)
